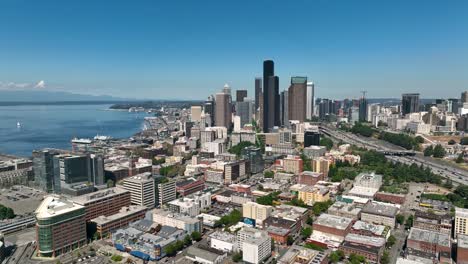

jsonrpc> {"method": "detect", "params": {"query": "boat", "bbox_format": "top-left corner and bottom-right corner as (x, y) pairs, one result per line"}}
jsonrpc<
(94, 135), (112, 141)
(16, 122), (21, 128)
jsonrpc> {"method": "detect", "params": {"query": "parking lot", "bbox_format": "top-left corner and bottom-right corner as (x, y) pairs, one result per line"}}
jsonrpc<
(0, 185), (45, 215)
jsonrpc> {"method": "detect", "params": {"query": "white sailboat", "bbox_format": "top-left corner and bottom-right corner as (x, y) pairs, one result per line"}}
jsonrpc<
(16, 122), (22, 128)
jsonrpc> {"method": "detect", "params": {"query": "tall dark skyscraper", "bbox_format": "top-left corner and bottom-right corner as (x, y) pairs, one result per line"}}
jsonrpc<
(236, 90), (247, 102)
(262, 60), (279, 132)
(358, 94), (368, 122)
(402, 93), (420, 115)
(204, 96), (215, 126)
(255, 78), (262, 109)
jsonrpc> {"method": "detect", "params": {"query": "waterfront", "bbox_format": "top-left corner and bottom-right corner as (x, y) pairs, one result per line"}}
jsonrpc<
(0, 104), (148, 157)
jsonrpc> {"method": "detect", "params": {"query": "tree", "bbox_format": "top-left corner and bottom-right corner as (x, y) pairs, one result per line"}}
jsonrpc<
(423, 145), (433, 156)
(271, 238), (275, 251)
(381, 250), (390, 264)
(405, 215), (414, 229)
(287, 235), (294, 245)
(184, 235), (192, 246)
(456, 153), (465, 163)
(229, 141), (255, 156)
(349, 253), (366, 264)
(448, 139), (457, 145)
(232, 252), (242, 262)
(306, 216), (313, 225)
(191, 231), (202, 242)
(396, 214), (405, 225)
(432, 144), (446, 158)
(164, 244), (177, 256)
(320, 137), (334, 150)
(386, 235), (396, 248)
(329, 250), (345, 263)
(301, 227), (312, 240)
(415, 136), (425, 144)
(264, 171), (274, 178)
(111, 254), (123, 262)
(443, 179), (453, 189)
(107, 179), (115, 188)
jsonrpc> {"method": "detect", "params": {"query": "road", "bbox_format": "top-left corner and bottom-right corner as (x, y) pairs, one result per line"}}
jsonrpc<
(320, 126), (468, 185)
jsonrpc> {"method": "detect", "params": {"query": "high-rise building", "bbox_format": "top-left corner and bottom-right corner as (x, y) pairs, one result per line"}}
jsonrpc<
(90, 154), (105, 186)
(236, 90), (248, 102)
(215, 92), (232, 128)
(155, 176), (177, 206)
(222, 83), (231, 97)
(53, 154), (91, 185)
(304, 130), (320, 147)
(191, 106), (202, 122)
(318, 99), (330, 120)
(402, 93), (420, 115)
(358, 96), (368, 122)
(455, 207), (468, 236)
(280, 90), (289, 126)
(35, 196), (87, 257)
(255, 78), (262, 109)
(33, 149), (61, 193)
(122, 172), (155, 208)
(237, 227), (272, 264)
(288, 76), (307, 122)
(241, 146), (264, 174)
(307, 82), (315, 119)
(262, 60), (279, 132)
(204, 96), (215, 126)
(235, 99), (254, 128)
(462, 91), (468, 104)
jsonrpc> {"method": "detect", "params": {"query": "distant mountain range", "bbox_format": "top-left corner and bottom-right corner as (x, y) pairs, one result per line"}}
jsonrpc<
(0, 90), (128, 102)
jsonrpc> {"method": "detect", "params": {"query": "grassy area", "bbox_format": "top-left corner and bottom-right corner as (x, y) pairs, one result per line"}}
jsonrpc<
(421, 193), (450, 201)
(379, 183), (409, 194)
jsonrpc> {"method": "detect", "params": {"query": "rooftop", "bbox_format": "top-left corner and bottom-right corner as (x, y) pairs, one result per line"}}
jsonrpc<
(122, 172), (153, 183)
(35, 195), (84, 219)
(345, 233), (386, 247)
(72, 187), (129, 205)
(186, 245), (225, 262)
(408, 227), (450, 247)
(91, 205), (147, 225)
(458, 234), (468, 249)
(209, 231), (236, 243)
(314, 213), (354, 230)
(278, 245), (326, 264)
(362, 202), (398, 217)
(348, 186), (379, 197)
(352, 220), (387, 236)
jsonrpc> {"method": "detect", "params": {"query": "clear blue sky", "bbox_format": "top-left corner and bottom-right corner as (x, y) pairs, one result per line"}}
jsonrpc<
(1, 0), (467, 100)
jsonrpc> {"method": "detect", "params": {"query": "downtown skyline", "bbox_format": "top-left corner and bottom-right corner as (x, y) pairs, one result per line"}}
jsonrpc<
(1, 0), (468, 100)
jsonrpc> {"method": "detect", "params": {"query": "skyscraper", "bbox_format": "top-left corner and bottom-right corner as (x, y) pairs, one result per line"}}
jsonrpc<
(255, 78), (262, 109)
(462, 91), (468, 104)
(215, 92), (232, 128)
(402, 93), (420, 115)
(236, 98), (254, 128)
(236, 90), (248, 102)
(359, 96), (368, 122)
(288, 76), (307, 122)
(33, 149), (61, 193)
(307, 82), (314, 119)
(280, 90), (289, 126)
(204, 96), (215, 126)
(262, 60), (280, 132)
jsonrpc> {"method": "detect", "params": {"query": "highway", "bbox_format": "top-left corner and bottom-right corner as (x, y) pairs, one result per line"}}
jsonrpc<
(320, 126), (468, 185)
